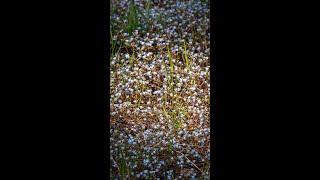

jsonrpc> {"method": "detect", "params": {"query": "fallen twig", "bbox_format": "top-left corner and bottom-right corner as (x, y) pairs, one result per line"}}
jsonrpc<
(176, 150), (203, 174)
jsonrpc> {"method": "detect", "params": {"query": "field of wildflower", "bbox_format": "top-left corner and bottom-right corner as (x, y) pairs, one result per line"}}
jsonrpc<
(110, 0), (210, 179)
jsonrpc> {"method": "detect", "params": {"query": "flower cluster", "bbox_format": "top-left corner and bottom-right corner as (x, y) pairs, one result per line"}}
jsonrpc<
(110, 0), (210, 179)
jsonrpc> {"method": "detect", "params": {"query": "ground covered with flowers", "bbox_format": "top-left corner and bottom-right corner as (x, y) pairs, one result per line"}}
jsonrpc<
(110, 0), (210, 179)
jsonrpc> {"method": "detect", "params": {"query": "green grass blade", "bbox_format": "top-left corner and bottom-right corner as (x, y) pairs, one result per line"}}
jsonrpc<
(167, 47), (174, 90)
(183, 41), (189, 69)
(168, 47), (174, 74)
